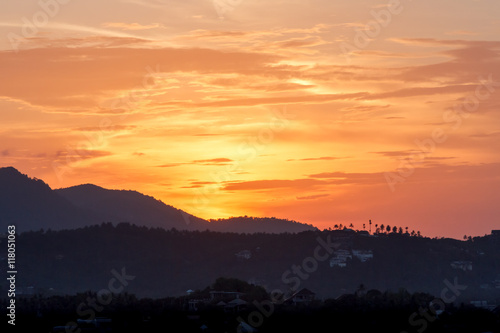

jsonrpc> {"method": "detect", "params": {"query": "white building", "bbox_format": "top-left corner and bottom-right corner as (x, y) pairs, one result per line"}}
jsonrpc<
(352, 250), (374, 262)
(329, 249), (352, 268)
(450, 261), (472, 271)
(235, 250), (252, 260)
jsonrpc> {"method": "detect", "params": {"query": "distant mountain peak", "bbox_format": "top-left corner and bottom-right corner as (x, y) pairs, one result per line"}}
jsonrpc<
(0, 166), (32, 179)
(1, 167), (319, 234)
(59, 183), (107, 191)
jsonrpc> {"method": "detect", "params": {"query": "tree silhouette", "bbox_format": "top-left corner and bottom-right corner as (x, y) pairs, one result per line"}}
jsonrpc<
(386, 225), (391, 233)
(392, 226), (398, 233)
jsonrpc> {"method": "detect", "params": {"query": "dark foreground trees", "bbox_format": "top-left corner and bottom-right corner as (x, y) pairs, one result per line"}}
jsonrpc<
(3, 280), (499, 333)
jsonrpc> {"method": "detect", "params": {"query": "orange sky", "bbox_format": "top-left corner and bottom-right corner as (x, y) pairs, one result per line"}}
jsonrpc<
(1, 0), (499, 239)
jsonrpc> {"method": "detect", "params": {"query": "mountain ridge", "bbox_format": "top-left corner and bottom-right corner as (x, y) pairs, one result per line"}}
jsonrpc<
(0, 166), (317, 233)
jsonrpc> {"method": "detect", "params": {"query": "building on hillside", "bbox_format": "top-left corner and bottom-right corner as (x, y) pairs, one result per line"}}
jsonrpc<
(329, 249), (352, 268)
(289, 288), (316, 305)
(235, 250), (252, 260)
(450, 261), (472, 271)
(470, 300), (497, 311)
(330, 257), (347, 268)
(224, 298), (248, 312)
(352, 249), (374, 262)
(209, 291), (245, 301)
(494, 275), (500, 288)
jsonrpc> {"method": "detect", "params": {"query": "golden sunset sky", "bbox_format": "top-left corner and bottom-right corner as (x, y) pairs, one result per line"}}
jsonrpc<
(1, 0), (499, 239)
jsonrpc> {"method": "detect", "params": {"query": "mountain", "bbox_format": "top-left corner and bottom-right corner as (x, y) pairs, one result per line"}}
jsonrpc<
(55, 184), (208, 231)
(208, 216), (317, 233)
(0, 166), (317, 233)
(0, 167), (94, 231)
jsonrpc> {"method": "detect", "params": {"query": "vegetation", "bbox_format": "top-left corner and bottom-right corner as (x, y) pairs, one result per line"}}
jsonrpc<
(3, 278), (499, 333)
(2, 223), (499, 302)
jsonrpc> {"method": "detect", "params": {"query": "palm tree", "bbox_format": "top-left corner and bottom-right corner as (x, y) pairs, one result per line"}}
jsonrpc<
(369, 220), (372, 233)
(393, 226), (398, 233)
(386, 225), (391, 233)
(363, 224), (366, 230)
(380, 224), (385, 233)
(398, 227), (403, 234)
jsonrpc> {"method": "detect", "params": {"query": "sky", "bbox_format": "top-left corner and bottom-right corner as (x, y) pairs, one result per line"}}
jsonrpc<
(0, 0), (499, 239)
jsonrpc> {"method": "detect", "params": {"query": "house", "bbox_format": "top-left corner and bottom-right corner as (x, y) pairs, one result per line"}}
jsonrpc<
(188, 299), (202, 311)
(210, 291), (245, 300)
(470, 301), (496, 311)
(330, 257), (347, 268)
(352, 249), (374, 262)
(225, 298), (248, 312)
(330, 249), (352, 267)
(289, 288), (316, 305)
(494, 275), (500, 288)
(76, 318), (112, 333)
(238, 322), (258, 333)
(450, 261), (472, 271)
(235, 250), (252, 260)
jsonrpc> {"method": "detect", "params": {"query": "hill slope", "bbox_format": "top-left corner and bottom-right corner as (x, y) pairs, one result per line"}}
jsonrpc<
(56, 184), (208, 231)
(8, 225), (500, 300)
(0, 167), (94, 231)
(0, 166), (317, 233)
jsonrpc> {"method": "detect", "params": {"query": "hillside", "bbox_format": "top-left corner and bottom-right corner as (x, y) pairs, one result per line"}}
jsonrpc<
(56, 184), (208, 231)
(0, 167), (95, 231)
(0, 167), (317, 234)
(4, 224), (499, 301)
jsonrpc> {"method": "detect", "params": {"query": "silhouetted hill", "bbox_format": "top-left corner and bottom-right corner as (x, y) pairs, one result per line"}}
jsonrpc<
(208, 216), (317, 233)
(0, 167), (94, 231)
(4, 225), (500, 301)
(0, 167), (318, 233)
(55, 184), (208, 231)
